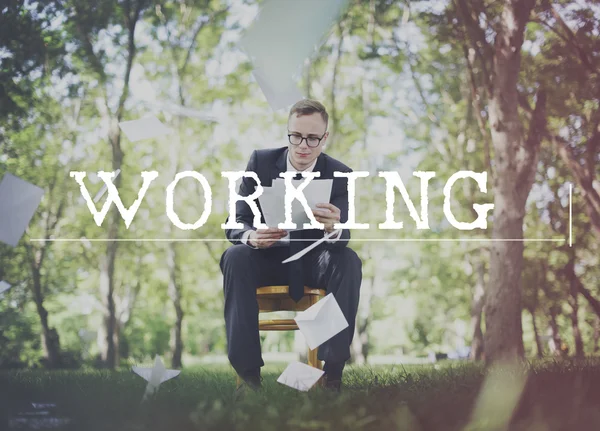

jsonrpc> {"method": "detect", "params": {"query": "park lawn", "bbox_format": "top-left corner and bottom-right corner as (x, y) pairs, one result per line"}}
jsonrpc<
(1, 360), (600, 431)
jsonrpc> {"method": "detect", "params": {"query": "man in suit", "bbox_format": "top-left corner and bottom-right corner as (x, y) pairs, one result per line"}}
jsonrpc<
(220, 99), (362, 392)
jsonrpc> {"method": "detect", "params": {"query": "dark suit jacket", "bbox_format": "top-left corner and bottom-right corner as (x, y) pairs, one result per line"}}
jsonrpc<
(224, 146), (352, 249)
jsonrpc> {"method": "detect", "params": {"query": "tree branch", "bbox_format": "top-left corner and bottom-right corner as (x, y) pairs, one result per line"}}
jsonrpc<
(115, 0), (144, 122)
(329, 19), (345, 150)
(548, 5), (594, 74)
(72, 11), (107, 85)
(454, 0), (494, 96)
(180, 6), (231, 76)
(573, 271), (600, 318)
(551, 134), (600, 240)
(461, 42), (493, 178)
(202, 242), (219, 266)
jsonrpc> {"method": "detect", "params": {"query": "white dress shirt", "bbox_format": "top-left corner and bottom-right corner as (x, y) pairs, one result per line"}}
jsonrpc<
(241, 151), (341, 248)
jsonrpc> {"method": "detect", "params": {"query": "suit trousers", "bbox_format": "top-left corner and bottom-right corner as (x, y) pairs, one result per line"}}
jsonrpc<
(219, 243), (362, 376)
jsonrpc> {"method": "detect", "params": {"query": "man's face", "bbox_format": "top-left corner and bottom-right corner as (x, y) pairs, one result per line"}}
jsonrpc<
(287, 112), (328, 170)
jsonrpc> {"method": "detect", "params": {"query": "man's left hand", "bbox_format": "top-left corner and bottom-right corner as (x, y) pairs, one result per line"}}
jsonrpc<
(312, 203), (341, 233)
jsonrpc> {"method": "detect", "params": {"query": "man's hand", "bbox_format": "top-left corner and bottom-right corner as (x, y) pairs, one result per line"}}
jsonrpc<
(312, 203), (341, 233)
(248, 228), (288, 248)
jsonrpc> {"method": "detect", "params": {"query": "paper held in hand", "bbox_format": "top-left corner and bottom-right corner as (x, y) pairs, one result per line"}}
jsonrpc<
(258, 178), (333, 231)
(277, 361), (324, 391)
(294, 293), (349, 350)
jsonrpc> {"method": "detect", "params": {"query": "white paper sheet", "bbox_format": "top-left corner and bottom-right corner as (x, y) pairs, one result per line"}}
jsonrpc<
(294, 293), (349, 350)
(132, 355), (180, 400)
(281, 229), (341, 263)
(251, 67), (304, 111)
(158, 102), (220, 121)
(0, 173), (44, 247)
(133, 367), (181, 385)
(0, 280), (12, 295)
(277, 361), (324, 391)
(118, 116), (172, 142)
(258, 178), (333, 230)
(240, 0), (349, 86)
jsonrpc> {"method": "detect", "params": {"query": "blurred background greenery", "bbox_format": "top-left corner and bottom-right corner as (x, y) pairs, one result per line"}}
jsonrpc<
(0, 0), (598, 370)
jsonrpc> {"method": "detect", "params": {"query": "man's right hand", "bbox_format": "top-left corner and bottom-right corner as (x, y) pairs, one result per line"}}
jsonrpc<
(248, 228), (288, 248)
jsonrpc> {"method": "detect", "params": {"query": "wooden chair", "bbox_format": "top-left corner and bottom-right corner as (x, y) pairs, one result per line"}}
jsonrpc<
(236, 285), (326, 387)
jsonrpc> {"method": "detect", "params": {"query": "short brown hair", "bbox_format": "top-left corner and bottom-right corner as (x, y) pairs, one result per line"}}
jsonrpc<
(288, 99), (329, 128)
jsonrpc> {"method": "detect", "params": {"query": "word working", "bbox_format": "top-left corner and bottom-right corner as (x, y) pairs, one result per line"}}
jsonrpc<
(69, 170), (494, 231)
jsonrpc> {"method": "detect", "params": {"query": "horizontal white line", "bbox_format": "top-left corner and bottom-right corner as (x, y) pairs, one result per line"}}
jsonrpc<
(29, 238), (566, 242)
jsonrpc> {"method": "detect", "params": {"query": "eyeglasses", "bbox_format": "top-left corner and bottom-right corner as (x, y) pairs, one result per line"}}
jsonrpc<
(287, 131), (326, 148)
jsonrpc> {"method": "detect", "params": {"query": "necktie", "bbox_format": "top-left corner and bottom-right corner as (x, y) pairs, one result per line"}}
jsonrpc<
(289, 172), (305, 302)
(288, 231), (304, 302)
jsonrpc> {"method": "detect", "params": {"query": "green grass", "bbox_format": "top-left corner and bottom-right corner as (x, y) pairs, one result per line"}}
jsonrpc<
(2, 360), (600, 430)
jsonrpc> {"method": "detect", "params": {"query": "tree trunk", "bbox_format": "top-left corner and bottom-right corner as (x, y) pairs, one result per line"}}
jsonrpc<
(484, 0), (541, 365)
(564, 258), (584, 359)
(97, 4), (141, 367)
(32, 279), (61, 368)
(77, 1), (143, 369)
(592, 316), (600, 354)
(168, 243), (184, 368)
(351, 284), (373, 366)
(99, 143), (122, 369)
(469, 259), (485, 361)
(28, 250), (61, 368)
(569, 292), (585, 359)
(99, 235), (119, 368)
(350, 246), (376, 365)
(115, 253), (142, 361)
(530, 309), (543, 358)
(548, 306), (565, 358)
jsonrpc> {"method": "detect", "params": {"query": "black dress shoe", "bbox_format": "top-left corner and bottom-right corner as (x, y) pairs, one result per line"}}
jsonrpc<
(235, 369), (262, 400)
(323, 375), (342, 392)
(322, 361), (344, 392)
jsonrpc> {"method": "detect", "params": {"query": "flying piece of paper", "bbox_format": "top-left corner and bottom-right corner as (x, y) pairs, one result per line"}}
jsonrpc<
(277, 362), (324, 391)
(251, 67), (303, 111)
(240, 0), (350, 110)
(132, 355), (180, 400)
(0, 280), (12, 295)
(158, 102), (220, 122)
(93, 169), (121, 203)
(0, 173), (44, 247)
(294, 293), (349, 350)
(118, 116), (171, 142)
(282, 229), (341, 264)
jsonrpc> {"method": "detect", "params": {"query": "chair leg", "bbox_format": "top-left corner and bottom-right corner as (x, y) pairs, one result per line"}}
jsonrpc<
(307, 346), (320, 369)
(308, 346), (324, 387)
(307, 295), (323, 385)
